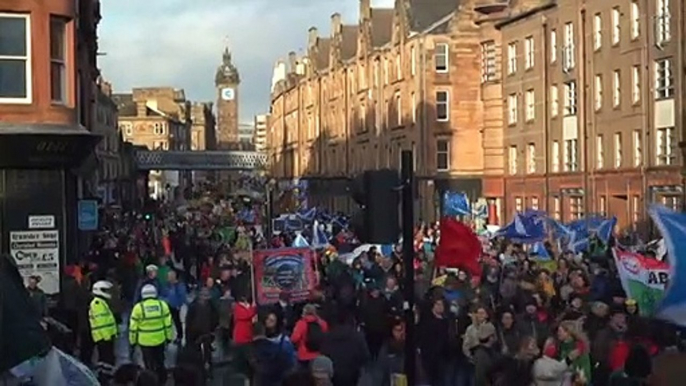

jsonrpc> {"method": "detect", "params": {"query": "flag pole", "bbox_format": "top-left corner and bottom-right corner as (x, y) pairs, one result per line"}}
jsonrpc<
(401, 150), (416, 385)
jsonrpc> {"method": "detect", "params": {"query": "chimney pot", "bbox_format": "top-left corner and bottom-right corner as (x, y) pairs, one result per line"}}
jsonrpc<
(331, 13), (342, 35)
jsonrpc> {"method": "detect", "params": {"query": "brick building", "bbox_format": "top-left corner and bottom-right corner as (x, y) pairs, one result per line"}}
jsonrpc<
(498, 0), (683, 230)
(0, 0), (103, 275)
(215, 47), (241, 149)
(269, 0), (508, 221)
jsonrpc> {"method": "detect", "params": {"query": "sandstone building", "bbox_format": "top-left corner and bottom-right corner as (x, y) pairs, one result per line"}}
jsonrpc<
(254, 114), (269, 152)
(269, 0), (510, 221)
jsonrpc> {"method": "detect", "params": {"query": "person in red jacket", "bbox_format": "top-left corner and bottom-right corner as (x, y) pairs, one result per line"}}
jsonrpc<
(291, 304), (329, 367)
(232, 293), (257, 376)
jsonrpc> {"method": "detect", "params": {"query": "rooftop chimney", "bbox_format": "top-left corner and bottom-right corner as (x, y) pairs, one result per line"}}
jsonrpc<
(308, 27), (318, 48)
(288, 51), (297, 73)
(360, 0), (371, 21)
(331, 13), (342, 36)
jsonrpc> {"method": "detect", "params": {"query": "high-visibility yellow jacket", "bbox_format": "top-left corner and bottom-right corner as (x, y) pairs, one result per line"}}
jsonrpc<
(129, 298), (173, 347)
(89, 297), (118, 343)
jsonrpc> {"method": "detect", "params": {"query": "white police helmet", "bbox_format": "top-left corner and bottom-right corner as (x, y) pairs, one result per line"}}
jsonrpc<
(140, 284), (158, 299)
(92, 280), (113, 299)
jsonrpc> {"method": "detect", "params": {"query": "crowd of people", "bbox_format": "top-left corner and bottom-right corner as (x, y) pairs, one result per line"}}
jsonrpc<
(12, 195), (686, 386)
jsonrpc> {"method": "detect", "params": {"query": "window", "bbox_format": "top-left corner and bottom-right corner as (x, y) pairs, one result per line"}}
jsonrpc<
(507, 42), (517, 74)
(564, 81), (577, 116)
(436, 139), (450, 171)
(632, 195), (640, 223)
(553, 197), (561, 220)
(508, 145), (518, 174)
(655, 58), (674, 99)
(481, 41), (496, 82)
(613, 70), (621, 107)
(656, 0), (671, 45)
(395, 55), (402, 80)
(631, 1), (640, 39)
(154, 122), (166, 136)
(564, 139), (578, 171)
(594, 75), (603, 110)
(599, 196), (607, 216)
(552, 141), (560, 172)
(120, 123), (133, 136)
(384, 58), (389, 84)
(551, 85), (559, 117)
(632, 65), (641, 103)
(531, 197), (539, 211)
(656, 126), (675, 165)
(525, 89), (535, 121)
(614, 132), (622, 167)
(411, 92), (416, 123)
(410, 45), (416, 76)
(633, 129), (642, 166)
(527, 143), (536, 174)
(508, 94), (518, 125)
(550, 29), (557, 63)
(596, 134), (604, 169)
(50, 18), (66, 103)
(570, 196), (584, 220)
(436, 90), (449, 121)
(612, 7), (621, 45)
(515, 197), (523, 213)
(525, 36), (534, 69)
(563, 22), (575, 70)
(661, 195), (681, 211)
(395, 93), (402, 126)
(593, 13), (603, 50)
(0, 14), (31, 102)
(435, 43), (449, 73)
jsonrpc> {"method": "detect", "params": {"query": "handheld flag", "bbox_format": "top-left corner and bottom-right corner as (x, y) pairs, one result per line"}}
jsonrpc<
(443, 191), (471, 217)
(648, 205), (686, 326)
(435, 217), (482, 277)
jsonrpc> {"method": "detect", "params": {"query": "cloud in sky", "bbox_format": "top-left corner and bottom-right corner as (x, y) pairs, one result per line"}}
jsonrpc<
(99, 0), (395, 122)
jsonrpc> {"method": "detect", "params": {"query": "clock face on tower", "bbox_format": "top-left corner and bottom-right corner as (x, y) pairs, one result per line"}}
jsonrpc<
(221, 88), (235, 101)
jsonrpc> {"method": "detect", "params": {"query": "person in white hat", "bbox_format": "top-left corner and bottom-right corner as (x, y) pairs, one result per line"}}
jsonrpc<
(89, 280), (117, 383)
(133, 264), (160, 303)
(129, 284), (173, 384)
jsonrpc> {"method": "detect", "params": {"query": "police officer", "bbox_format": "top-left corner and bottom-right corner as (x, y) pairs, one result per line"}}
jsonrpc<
(89, 280), (118, 383)
(129, 284), (173, 384)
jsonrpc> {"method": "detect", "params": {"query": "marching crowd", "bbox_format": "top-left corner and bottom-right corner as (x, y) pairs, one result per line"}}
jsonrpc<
(16, 198), (684, 386)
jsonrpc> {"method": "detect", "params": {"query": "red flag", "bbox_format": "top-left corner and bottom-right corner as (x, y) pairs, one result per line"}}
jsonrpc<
(435, 217), (482, 278)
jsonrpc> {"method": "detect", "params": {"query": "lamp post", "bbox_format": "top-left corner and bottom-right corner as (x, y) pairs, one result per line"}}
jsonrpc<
(266, 178), (277, 240)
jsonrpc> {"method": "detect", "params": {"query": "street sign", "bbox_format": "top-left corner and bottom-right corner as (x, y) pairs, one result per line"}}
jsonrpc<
(78, 200), (98, 231)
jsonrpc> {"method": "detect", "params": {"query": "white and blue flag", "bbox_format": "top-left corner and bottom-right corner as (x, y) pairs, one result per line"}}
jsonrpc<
(648, 205), (686, 326)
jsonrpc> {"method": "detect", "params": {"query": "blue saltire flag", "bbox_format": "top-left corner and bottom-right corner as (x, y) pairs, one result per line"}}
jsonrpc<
(648, 205), (686, 326)
(493, 211), (546, 243)
(596, 216), (617, 244)
(531, 242), (551, 260)
(443, 191), (471, 217)
(332, 216), (349, 230)
(293, 233), (310, 248)
(548, 218), (574, 240)
(567, 230), (589, 254)
(296, 207), (317, 223)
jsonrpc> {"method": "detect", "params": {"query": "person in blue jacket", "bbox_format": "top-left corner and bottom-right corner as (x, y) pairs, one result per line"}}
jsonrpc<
(161, 269), (188, 344)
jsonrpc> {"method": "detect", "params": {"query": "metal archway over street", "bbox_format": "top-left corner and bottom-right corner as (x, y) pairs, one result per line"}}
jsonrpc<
(134, 150), (267, 170)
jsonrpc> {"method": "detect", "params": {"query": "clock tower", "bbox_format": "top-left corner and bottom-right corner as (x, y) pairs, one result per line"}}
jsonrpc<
(215, 46), (240, 149)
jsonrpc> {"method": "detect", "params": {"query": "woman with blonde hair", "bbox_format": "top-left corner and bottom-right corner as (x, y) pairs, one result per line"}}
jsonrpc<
(552, 321), (592, 385)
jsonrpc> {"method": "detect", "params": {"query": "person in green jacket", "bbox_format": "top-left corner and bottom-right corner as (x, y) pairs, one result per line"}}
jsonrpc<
(557, 320), (592, 385)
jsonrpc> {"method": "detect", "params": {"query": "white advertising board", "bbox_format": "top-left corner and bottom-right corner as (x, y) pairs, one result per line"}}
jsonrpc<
(10, 230), (60, 294)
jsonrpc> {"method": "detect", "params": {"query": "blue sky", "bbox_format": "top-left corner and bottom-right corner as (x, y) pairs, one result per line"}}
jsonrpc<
(99, 0), (395, 122)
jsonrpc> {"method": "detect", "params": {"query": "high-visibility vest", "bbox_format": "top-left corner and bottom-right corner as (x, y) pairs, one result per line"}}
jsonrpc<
(129, 298), (173, 347)
(89, 297), (118, 343)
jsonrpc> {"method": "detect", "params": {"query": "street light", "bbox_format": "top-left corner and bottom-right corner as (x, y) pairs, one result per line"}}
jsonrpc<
(266, 178), (277, 240)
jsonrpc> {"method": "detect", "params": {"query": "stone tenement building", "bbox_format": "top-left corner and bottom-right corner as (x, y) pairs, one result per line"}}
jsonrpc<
(499, 0), (683, 229)
(189, 102), (216, 151)
(269, 0), (685, 230)
(269, 0), (520, 221)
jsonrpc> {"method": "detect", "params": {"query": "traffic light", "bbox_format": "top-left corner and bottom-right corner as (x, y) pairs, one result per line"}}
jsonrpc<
(349, 169), (400, 244)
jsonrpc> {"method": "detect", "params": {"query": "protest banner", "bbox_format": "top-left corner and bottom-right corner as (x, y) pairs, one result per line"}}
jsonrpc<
(252, 248), (317, 305)
(612, 247), (669, 316)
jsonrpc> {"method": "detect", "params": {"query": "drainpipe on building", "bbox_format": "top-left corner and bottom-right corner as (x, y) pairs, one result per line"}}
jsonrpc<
(678, 0), (686, 211)
(420, 34), (428, 219)
(639, 0), (650, 224)
(541, 16), (550, 213)
(578, 8), (590, 217)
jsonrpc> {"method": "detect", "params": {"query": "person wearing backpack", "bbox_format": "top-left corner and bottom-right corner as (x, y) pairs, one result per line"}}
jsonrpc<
(251, 321), (297, 386)
(291, 303), (329, 368)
